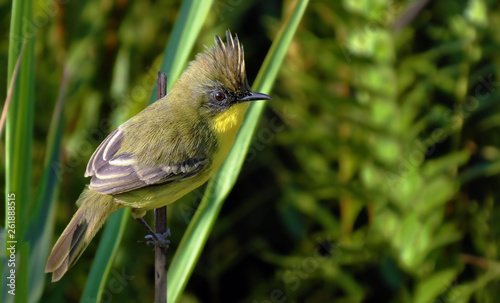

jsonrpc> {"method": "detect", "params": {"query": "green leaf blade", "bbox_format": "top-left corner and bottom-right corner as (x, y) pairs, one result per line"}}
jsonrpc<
(167, 1), (310, 302)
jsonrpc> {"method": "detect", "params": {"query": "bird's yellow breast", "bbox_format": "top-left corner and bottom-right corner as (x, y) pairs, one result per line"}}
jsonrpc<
(212, 102), (249, 131)
(210, 102), (249, 166)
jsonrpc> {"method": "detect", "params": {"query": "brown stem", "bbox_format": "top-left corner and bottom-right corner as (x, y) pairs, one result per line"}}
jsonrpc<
(155, 72), (168, 303)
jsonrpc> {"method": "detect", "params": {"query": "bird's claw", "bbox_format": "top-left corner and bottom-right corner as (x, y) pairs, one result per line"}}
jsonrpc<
(139, 228), (171, 249)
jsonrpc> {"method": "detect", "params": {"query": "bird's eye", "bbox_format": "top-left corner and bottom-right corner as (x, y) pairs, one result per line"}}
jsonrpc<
(214, 91), (226, 101)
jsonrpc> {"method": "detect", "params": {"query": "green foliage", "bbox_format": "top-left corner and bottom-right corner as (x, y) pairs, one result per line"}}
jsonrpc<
(2, 0), (500, 302)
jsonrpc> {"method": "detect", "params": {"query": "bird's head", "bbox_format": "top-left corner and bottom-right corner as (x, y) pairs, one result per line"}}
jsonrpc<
(175, 30), (271, 118)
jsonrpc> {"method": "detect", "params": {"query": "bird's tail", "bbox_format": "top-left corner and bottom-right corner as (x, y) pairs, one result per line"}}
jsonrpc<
(45, 189), (121, 282)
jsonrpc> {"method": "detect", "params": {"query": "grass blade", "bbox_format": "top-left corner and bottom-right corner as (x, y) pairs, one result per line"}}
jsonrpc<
(81, 208), (130, 302)
(25, 67), (68, 303)
(2, 0), (35, 302)
(167, 1), (310, 302)
(0, 41), (25, 137)
(149, 0), (215, 103)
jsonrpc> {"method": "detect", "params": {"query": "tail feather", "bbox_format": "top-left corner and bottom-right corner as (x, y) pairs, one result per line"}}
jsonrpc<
(45, 189), (121, 282)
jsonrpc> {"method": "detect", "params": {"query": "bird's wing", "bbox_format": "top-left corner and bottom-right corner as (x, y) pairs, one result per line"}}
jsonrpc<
(84, 128), (207, 195)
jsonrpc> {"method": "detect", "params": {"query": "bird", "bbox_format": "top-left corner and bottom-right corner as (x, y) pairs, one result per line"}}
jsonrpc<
(45, 30), (271, 282)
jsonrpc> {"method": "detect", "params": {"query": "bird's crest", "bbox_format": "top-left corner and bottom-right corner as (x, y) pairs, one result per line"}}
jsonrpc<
(195, 30), (248, 94)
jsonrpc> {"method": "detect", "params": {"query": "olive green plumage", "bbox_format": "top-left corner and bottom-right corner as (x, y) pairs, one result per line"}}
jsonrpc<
(45, 30), (271, 282)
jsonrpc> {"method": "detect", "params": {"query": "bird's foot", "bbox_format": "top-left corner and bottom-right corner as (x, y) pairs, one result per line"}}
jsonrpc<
(140, 228), (171, 249)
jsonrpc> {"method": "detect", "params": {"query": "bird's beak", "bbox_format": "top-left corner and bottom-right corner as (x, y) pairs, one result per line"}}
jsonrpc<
(237, 91), (272, 103)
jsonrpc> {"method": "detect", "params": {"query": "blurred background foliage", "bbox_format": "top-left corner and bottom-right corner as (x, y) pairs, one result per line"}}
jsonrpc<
(2, 0), (500, 302)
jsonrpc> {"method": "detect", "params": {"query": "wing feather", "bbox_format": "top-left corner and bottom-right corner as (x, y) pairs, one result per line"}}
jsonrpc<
(85, 129), (123, 177)
(85, 127), (207, 195)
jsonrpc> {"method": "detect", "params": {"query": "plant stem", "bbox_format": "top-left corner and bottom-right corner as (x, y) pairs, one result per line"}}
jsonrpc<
(155, 72), (168, 303)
